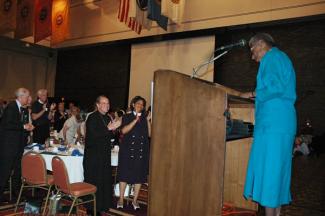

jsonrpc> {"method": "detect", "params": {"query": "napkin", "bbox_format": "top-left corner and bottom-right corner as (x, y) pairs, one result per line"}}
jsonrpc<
(71, 149), (83, 156)
(58, 146), (67, 152)
(25, 143), (45, 150)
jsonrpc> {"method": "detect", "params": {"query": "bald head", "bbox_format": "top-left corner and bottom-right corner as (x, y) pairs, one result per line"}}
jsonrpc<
(37, 89), (48, 103)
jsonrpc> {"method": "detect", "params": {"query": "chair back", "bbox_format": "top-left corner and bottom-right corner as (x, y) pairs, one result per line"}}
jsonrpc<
(22, 152), (47, 184)
(51, 156), (71, 193)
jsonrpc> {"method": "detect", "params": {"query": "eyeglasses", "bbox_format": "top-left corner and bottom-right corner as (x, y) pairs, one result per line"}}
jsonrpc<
(250, 40), (261, 51)
(250, 44), (257, 51)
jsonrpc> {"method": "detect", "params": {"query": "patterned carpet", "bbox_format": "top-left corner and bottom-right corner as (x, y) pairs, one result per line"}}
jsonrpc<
(1, 154), (323, 215)
(257, 154), (325, 216)
(0, 197), (130, 216)
(0, 204), (130, 216)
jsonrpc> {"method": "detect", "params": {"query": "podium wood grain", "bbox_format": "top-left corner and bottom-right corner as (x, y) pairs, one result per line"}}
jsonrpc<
(149, 70), (226, 216)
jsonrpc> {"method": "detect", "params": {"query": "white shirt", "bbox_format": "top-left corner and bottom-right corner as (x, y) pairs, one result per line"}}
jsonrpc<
(16, 99), (22, 112)
(59, 116), (81, 144)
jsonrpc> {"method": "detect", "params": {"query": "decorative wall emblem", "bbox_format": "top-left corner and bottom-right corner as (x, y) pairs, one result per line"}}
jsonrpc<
(21, 5), (29, 18)
(39, 7), (48, 21)
(56, 14), (63, 25)
(3, 0), (12, 12)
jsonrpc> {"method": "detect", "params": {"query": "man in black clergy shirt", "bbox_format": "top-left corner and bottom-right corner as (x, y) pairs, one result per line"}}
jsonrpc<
(83, 95), (121, 214)
(0, 88), (34, 201)
(31, 89), (55, 144)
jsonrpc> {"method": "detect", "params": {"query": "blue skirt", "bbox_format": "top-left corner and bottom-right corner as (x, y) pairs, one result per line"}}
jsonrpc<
(243, 132), (295, 208)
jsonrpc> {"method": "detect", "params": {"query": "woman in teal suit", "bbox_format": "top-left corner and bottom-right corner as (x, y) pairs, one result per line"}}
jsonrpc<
(241, 33), (297, 216)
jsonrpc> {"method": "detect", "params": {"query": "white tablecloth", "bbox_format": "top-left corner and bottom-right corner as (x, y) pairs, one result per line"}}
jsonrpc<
(24, 150), (119, 183)
(41, 153), (84, 183)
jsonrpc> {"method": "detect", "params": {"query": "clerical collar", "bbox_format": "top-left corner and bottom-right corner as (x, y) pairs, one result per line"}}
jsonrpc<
(133, 111), (143, 117)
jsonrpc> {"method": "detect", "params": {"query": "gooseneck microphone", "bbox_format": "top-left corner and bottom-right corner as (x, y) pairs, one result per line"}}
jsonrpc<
(191, 38), (247, 78)
(215, 39), (247, 52)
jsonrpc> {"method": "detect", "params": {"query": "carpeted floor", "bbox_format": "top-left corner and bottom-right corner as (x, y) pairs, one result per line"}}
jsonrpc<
(257, 154), (325, 216)
(1, 153), (323, 215)
(0, 201), (129, 216)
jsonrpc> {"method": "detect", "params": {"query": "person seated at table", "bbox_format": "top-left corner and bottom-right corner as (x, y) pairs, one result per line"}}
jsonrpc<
(66, 101), (76, 118)
(59, 106), (82, 145)
(80, 104), (97, 138)
(53, 102), (68, 132)
(293, 135), (310, 156)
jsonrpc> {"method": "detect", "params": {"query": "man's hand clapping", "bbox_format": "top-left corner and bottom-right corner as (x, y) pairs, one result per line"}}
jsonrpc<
(107, 119), (122, 131)
(24, 123), (34, 131)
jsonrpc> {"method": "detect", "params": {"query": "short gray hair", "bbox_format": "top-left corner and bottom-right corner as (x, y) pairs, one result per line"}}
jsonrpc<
(249, 33), (275, 48)
(15, 88), (29, 98)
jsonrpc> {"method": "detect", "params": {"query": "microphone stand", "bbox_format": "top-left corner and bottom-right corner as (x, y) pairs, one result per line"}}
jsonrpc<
(191, 50), (228, 78)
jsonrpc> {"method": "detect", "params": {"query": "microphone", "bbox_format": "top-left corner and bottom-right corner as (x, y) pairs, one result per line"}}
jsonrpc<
(215, 39), (247, 52)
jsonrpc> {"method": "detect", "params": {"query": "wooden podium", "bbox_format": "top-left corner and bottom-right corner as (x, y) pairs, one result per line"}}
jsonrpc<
(148, 70), (257, 215)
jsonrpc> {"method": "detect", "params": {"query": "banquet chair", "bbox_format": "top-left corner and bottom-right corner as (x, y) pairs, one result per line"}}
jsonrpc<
(14, 151), (54, 215)
(51, 156), (97, 216)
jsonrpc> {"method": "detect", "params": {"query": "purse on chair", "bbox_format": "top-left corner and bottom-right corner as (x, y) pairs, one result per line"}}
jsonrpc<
(48, 192), (63, 216)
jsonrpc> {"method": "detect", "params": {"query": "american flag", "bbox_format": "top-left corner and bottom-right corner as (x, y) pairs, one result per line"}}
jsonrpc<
(118, 0), (142, 34)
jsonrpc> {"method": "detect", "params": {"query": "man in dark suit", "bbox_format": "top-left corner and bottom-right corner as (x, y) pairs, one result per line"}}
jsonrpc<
(0, 88), (34, 202)
(31, 89), (55, 144)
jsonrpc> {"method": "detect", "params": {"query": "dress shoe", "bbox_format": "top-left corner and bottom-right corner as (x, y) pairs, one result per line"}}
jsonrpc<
(132, 201), (140, 210)
(116, 200), (123, 209)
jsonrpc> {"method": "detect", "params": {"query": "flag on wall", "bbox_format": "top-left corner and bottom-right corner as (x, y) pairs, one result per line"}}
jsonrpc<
(128, 0), (136, 18)
(34, 0), (52, 43)
(147, 0), (168, 31)
(118, 0), (142, 34)
(134, 0), (152, 30)
(0, 0), (17, 34)
(15, 0), (35, 39)
(51, 0), (70, 45)
(161, 0), (185, 24)
(118, 0), (129, 23)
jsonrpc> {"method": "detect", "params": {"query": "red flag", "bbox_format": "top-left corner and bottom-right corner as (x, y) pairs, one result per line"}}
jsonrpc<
(0, 0), (17, 34)
(15, 0), (35, 39)
(51, 0), (70, 45)
(34, 0), (52, 43)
